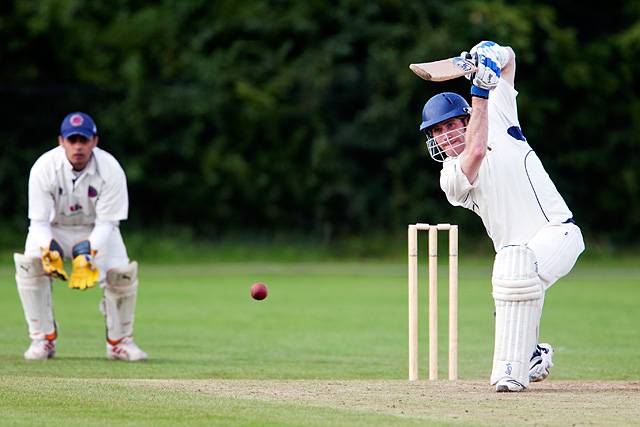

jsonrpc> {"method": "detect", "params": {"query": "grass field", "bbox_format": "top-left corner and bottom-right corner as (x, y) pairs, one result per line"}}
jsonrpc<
(1, 254), (639, 426)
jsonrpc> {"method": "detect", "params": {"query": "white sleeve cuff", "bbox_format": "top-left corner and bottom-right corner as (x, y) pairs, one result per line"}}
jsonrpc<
(440, 159), (476, 207)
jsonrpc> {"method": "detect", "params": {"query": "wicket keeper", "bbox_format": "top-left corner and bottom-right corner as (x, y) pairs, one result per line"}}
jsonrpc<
(14, 112), (147, 361)
(419, 41), (584, 391)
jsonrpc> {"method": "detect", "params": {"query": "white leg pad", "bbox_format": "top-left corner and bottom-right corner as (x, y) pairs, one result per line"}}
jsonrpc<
(14, 253), (56, 340)
(490, 246), (544, 387)
(101, 261), (139, 341)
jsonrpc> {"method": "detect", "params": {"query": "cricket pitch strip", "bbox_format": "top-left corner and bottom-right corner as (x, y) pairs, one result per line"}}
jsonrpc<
(128, 379), (639, 426)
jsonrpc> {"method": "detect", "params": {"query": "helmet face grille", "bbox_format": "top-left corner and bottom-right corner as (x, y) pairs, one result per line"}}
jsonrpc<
(425, 126), (467, 162)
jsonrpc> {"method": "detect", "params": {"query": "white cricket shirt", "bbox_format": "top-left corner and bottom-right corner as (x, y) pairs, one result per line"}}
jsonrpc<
(440, 80), (573, 251)
(28, 146), (128, 227)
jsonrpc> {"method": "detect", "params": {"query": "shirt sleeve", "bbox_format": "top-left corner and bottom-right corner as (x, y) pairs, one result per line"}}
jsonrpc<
(489, 79), (520, 127)
(27, 160), (55, 221)
(96, 165), (129, 221)
(439, 159), (475, 209)
(89, 220), (119, 254)
(28, 219), (53, 250)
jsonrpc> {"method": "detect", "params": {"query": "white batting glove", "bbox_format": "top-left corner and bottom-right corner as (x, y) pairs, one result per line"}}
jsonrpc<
(461, 41), (507, 65)
(474, 49), (501, 88)
(461, 41), (507, 98)
(460, 51), (475, 81)
(460, 50), (500, 98)
(470, 41), (510, 69)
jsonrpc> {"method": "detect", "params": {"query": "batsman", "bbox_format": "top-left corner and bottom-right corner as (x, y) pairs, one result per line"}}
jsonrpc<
(418, 41), (584, 391)
(14, 112), (147, 361)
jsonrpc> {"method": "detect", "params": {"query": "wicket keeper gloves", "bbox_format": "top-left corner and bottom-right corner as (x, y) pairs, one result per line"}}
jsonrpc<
(41, 239), (69, 281)
(69, 240), (99, 290)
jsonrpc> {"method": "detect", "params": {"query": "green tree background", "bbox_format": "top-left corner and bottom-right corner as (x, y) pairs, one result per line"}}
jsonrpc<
(1, 0), (638, 249)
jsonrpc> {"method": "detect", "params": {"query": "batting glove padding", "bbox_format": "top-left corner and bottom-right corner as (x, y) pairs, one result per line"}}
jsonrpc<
(473, 52), (501, 91)
(41, 239), (68, 281)
(460, 51), (475, 80)
(69, 240), (99, 290)
(461, 41), (509, 98)
(470, 41), (510, 69)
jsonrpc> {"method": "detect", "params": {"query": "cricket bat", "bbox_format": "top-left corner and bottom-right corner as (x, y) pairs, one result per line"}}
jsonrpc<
(409, 57), (477, 82)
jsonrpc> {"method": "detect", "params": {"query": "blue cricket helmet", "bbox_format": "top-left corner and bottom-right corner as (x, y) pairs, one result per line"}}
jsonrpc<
(419, 92), (471, 133)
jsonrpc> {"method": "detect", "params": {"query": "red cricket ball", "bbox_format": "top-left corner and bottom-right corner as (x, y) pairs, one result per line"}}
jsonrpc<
(250, 282), (268, 300)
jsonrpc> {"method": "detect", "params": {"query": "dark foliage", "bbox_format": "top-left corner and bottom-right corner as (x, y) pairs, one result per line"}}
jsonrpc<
(1, 0), (638, 244)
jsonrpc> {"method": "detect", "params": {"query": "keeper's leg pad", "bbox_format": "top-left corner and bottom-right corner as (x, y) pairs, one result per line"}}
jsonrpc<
(100, 261), (139, 341)
(14, 253), (56, 340)
(490, 246), (544, 388)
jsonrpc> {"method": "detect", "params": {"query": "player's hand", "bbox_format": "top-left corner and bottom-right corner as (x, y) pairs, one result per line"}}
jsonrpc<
(69, 240), (99, 290)
(41, 240), (68, 281)
(472, 50), (501, 92)
(459, 49), (500, 98)
(470, 41), (509, 69)
(462, 41), (509, 70)
(462, 41), (508, 98)
(460, 51), (475, 80)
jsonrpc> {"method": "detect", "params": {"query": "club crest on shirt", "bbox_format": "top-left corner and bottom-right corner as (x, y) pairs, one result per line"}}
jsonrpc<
(88, 186), (98, 198)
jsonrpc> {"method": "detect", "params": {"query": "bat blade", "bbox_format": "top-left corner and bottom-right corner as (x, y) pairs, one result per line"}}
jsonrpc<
(409, 57), (477, 82)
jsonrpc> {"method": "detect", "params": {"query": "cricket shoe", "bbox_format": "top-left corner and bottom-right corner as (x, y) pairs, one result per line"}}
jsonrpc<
(24, 338), (56, 360)
(495, 377), (526, 392)
(529, 343), (554, 382)
(107, 337), (148, 361)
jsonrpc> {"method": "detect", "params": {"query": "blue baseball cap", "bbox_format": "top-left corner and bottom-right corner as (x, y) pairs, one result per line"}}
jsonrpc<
(60, 112), (98, 138)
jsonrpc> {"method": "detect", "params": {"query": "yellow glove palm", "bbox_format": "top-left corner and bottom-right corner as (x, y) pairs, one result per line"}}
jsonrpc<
(41, 241), (69, 281)
(69, 253), (99, 290)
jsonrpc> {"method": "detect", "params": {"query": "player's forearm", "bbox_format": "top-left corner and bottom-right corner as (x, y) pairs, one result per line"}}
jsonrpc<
(459, 97), (489, 183)
(89, 220), (119, 254)
(28, 220), (53, 251)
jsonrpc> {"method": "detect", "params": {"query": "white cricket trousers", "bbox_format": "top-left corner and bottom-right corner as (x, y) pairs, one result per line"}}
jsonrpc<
(527, 221), (585, 289)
